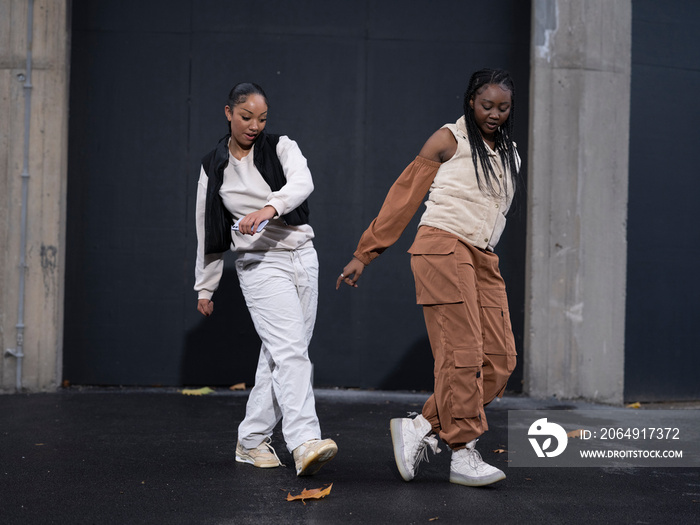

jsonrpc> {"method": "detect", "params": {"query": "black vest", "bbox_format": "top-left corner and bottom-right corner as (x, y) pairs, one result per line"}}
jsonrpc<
(201, 132), (310, 254)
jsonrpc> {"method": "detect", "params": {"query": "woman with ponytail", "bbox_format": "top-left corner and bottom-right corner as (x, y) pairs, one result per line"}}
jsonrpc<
(195, 83), (337, 478)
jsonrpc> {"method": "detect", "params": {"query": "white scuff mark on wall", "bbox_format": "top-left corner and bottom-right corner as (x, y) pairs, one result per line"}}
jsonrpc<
(565, 302), (583, 323)
(535, 0), (558, 62)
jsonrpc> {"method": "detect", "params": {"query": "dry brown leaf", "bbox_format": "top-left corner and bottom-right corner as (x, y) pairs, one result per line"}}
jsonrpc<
(429, 517), (439, 522)
(567, 429), (584, 439)
(229, 383), (246, 391)
(626, 402), (641, 409)
(286, 483), (333, 504)
(493, 448), (507, 453)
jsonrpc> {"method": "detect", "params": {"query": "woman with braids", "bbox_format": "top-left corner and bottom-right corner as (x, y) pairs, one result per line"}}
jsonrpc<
(336, 69), (519, 487)
(195, 82), (337, 477)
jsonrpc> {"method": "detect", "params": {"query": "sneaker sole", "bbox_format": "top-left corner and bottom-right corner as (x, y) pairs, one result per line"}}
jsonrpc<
(449, 470), (506, 487)
(296, 443), (338, 476)
(390, 419), (413, 482)
(235, 453), (281, 469)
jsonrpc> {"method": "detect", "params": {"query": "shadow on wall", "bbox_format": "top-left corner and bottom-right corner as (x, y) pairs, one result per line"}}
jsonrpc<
(181, 269), (261, 387)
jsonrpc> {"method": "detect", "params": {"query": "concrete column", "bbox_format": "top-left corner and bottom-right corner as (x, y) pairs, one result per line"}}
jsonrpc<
(0, 0), (69, 392)
(524, 0), (631, 404)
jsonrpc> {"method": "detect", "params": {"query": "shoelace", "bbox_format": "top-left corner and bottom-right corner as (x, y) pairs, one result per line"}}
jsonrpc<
(405, 411), (442, 467)
(454, 446), (487, 472)
(258, 437), (284, 466)
(415, 434), (442, 466)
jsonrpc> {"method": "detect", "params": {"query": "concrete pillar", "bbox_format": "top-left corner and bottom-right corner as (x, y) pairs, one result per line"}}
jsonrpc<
(0, 0), (69, 392)
(524, 0), (631, 404)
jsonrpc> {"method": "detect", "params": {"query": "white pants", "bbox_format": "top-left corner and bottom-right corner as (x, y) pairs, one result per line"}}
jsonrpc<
(235, 244), (321, 453)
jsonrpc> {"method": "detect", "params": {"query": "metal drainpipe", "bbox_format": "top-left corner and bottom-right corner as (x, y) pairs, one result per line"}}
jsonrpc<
(5, 0), (34, 392)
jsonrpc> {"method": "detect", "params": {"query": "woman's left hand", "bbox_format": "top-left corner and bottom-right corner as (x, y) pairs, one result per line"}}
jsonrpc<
(237, 205), (277, 235)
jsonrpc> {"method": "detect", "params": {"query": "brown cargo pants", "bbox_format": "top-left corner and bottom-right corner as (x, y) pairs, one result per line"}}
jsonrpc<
(408, 227), (517, 449)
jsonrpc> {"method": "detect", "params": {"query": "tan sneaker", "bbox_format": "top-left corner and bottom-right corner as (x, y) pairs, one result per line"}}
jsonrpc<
(292, 438), (338, 476)
(236, 437), (283, 468)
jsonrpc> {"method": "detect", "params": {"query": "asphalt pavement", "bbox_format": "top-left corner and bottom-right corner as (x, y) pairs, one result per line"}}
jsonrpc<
(1, 388), (698, 524)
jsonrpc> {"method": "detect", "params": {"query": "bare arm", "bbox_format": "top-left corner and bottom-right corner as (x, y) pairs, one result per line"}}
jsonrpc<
(418, 127), (457, 163)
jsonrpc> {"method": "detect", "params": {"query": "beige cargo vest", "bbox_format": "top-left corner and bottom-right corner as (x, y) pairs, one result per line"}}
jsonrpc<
(418, 116), (517, 251)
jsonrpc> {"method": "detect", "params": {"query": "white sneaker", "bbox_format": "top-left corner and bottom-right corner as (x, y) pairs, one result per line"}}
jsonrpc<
(390, 413), (441, 481)
(236, 437), (283, 468)
(292, 438), (338, 476)
(450, 439), (505, 486)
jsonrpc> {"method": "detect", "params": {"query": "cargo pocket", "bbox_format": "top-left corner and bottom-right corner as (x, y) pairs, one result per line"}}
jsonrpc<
(480, 288), (517, 357)
(449, 349), (483, 419)
(408, 233), (462, 305)
(480, 288), (517, 391)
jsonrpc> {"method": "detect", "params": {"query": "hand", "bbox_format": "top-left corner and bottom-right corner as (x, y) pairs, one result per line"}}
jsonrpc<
(336, 257), (366, 289)
(237, 205), (277, 235)
(197, 299), (214, 316)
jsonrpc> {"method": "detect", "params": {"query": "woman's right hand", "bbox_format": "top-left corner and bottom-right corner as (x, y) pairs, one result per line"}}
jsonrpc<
(336, 257), (366, 289)
(197, 299), (214, 316)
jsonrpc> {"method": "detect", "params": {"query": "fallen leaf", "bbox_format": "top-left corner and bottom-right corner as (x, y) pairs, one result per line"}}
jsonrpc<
(493, 448), (507, 453)
(626, 402), (641, 409)
(181, 387), (214, 396)
(229, 383), (246, 391)
(286, 483), (333, 504)
(429, 518), (439, 522)
(567, 429), (584, 439)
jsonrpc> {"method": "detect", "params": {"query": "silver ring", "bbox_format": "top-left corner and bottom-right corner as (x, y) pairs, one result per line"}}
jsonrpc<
(340, 273), (345, 278)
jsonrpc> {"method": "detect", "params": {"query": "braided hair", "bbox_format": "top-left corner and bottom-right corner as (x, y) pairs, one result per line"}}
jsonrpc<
(463, 69), (519, 198)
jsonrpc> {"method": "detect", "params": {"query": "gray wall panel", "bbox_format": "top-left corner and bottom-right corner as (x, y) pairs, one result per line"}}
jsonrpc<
(625, 0), (700, 400)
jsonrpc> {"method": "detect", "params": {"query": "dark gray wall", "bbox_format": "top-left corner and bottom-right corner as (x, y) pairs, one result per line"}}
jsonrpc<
(64, 0), (531, 390)
(625, 1), (700, 401)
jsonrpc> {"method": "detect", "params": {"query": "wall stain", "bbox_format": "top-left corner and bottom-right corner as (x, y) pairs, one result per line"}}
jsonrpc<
(41, 245), (57, 298)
